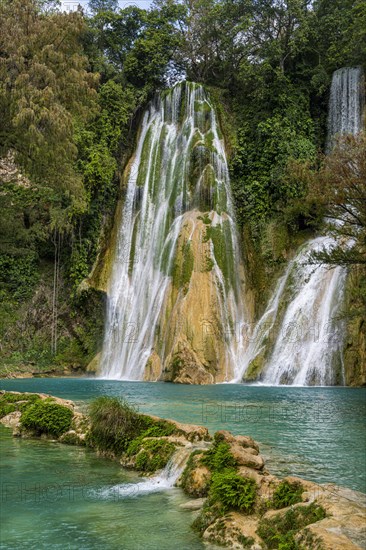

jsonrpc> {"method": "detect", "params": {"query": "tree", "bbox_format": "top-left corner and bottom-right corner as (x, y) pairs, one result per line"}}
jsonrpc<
(0, 0), (98, 229)
(88, 0), (118, 14)
(308, 134), (366, 266)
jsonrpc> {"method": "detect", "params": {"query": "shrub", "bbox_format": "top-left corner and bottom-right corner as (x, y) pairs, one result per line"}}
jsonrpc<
(210, 470), (257, 513)
(272, 480), (304, 509)
(21, 401), (73, 437)
(201, 441), (237, 472)
(257, 503), (326, 549)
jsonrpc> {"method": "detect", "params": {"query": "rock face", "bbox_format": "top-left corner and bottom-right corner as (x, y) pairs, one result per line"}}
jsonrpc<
(179, 431), (366, 550)
(143, 211), (247, 384)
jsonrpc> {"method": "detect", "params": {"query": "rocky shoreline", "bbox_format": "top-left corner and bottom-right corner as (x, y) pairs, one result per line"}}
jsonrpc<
(1, 390), (365, 549)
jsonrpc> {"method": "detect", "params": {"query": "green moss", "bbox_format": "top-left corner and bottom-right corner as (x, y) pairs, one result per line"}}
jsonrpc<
(242, 354), (266, 382)
(134, 439), (176, 472)
(204, 222), (235, 291)
(21, 401), (73, 438)
(257, 503), (326, 549)
(0, 402), (17, 418)
(0, 392), (42, 418)
(172, 239), (194, 293)
(197, 213), (212, 225)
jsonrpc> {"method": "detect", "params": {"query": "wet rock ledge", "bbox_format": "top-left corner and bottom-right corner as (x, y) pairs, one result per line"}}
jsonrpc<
(1, 391), (365, 549)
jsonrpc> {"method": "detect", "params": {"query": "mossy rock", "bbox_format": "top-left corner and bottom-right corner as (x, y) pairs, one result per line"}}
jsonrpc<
(21, 400), (73, 438)
(242, 353), (266, 381)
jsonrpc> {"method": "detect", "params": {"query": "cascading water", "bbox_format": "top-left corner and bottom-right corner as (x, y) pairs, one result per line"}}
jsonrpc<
(238, 67), (364, 386)
(100, 82), (247, 381)
(327, 67), (364, 152)
(98, 446), (196, 499)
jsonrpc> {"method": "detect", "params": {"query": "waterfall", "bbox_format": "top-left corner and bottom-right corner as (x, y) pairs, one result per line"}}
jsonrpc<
(100, 82), (247, 381)
(238, 67), (364, 386)
(327, 67), (364, 152)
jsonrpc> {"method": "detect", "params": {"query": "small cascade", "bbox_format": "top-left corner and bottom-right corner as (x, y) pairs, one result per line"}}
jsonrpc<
(239, 67), (364, 386)
(98, 446), (197, 499)
(100, 82), (247, 381)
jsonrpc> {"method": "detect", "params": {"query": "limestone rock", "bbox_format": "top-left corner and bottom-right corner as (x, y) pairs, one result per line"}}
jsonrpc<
(229, 443), (264, 470)
(143, 351), (162, 381)
(180, 498), (206, 510)
(144, 211), (249, 384)
(0, 411), (21, 429)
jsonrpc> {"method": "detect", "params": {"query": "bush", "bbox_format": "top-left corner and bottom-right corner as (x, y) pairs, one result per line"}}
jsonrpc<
(210, 470), (257, 513)
(21, 401), (73, 437)
(201, 441), (237, 472)
(272, 480), (304, 509)
(257, 503), (326, 549)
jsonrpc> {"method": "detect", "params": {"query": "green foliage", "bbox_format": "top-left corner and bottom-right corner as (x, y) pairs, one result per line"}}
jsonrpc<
(88, 396), (177, 456)
(272, 480), (304, 509)
(0, 402), (17, 418)
(88, 396), (145, 455)
(21, 400), (73, 437)
(257, 503), (327, 549)
(201, 441), (237, 472)
(209, 471), (257, 513)
(0, 392), (42, 417)
(134, 439), (176, 472)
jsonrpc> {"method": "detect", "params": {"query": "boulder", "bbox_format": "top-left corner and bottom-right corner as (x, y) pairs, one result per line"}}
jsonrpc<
(0, 411), (21, 429)
(229, 444), (264, 470)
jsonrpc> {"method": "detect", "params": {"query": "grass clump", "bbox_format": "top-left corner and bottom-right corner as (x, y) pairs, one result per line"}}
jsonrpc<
(21, 401), (73, 438)
(88, 396), (178, 457)
(210, 470), (257, 513)
(272, 480), (304, 509)
(88, 396), (144, 455)
(257, 503), (326, 549)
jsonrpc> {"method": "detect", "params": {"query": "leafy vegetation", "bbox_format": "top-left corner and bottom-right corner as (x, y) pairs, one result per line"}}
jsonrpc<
(0, 392), (42, 418)
(88, 396), (178, 458)
(134, 439), (176, 472)
(21, 400), (73, 437)
(201, 440), (237, 472)
(257, 503), (327, 549)
(271, 480), (304, 509)
(209, 470), (257, 513)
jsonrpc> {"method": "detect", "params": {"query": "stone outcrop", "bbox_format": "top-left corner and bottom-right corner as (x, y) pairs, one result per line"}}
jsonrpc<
(143, 211), (247, 384)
